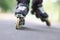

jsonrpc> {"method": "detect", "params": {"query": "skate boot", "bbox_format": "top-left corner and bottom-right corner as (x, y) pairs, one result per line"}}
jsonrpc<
(35, 11), (51, 26)
(40, 13), (51, 26)
(16, 14), (25, 29)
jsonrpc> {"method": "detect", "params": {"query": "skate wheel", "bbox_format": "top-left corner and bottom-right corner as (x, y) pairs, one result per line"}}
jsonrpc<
(16, 18), (20, 29)
(46, 20), (51, 27)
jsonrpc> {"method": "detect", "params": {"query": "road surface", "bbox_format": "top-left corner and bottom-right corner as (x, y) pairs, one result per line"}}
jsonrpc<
(0, 13), (60, 40)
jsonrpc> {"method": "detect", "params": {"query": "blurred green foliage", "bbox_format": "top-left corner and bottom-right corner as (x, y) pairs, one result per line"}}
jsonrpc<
(0, 0), (60, 21)
(0, 0), (60, 13)
(0, 0), (16, 11)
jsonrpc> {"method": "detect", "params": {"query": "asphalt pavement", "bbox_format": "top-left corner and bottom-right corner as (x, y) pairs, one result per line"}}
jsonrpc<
(0, 13), (60, 40)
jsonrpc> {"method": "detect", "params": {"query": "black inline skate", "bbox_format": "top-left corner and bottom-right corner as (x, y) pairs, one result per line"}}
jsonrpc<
(15, 3), (29, 29)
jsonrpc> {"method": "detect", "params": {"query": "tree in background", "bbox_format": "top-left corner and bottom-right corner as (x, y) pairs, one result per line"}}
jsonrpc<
(0, 0), (16, 12)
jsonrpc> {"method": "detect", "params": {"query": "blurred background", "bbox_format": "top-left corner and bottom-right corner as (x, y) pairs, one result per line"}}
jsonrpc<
(0, 0), (60, 23)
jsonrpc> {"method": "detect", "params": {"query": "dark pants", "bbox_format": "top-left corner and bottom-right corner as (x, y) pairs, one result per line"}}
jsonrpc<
(16, 0), (48, 18)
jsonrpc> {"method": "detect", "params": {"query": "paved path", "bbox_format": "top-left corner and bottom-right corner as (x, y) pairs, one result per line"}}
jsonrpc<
(0, 13), (60, 40)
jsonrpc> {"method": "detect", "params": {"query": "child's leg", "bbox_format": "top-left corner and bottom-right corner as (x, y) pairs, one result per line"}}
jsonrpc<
(31, 0), (43, 14)
(15, 0), (30, 29)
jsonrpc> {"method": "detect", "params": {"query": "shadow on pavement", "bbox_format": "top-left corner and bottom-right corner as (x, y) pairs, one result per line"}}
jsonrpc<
(16, 26), (60, 33)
